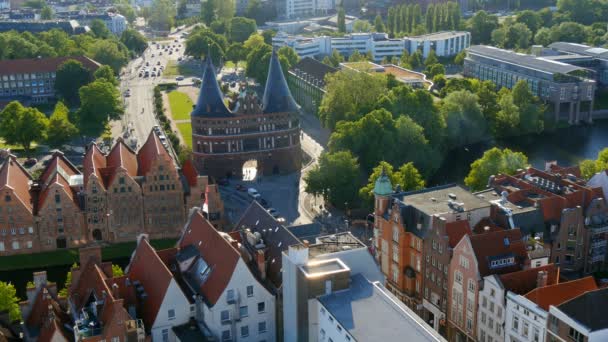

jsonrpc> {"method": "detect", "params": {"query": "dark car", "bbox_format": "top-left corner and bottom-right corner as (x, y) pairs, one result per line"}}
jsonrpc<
(259, 198), (269, 207)
(23, 158), (37, 167)
(235, 184), (246, 191)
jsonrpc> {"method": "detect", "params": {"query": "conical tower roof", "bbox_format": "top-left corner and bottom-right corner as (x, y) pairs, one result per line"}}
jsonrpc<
(374, 167), (393, 196)
(262, 49), (299, 114)
(191, 56), (232, 118)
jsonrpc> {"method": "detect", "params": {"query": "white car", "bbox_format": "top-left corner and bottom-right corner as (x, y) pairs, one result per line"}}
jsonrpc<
(247, 188), (261, 199)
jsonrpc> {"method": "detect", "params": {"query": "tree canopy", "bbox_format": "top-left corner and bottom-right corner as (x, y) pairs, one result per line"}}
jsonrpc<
(0, 101), (49, 153)
(465, 148), (529, 191)
(305, 151), (361, 209)
(0, 281), (20, 322)
(359, 161), (424, 207)
(77, 80), (123, 135)
(54, 59), (93, 105)
(47, 101), (78, 147)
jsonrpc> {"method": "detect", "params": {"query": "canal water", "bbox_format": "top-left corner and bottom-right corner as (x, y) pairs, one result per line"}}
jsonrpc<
(430, 120), (608, 186)
(2, 121), (608, 300)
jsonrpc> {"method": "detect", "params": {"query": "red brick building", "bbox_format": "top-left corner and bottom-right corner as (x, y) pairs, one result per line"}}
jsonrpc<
(447, 229), (528, 342)
(191, 51), (301, 179)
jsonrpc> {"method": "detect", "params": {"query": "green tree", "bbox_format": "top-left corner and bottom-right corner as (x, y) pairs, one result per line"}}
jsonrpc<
(243, 33), (265, 51)
(425, 4), (435, 32)
(493, 89), (520, 137)
(359, 161), (399, 205)
(579, 159), (600, 180)
(59, 263), (77, 297)
(425, 63), (445, 78)
(432, 74), (447, 90)
(477, 80), (500, 126)
(337, 5), (346, 33)
(319, 70), (386, 129)
(353, 20), (373, 33)
(468, 10), (498, 43)
(216, 0), (235, 21)
(512, 80), (544, 135)
(322, 49), (344, 68)
(47, 101), (78, 147)
(424, 49), (438, 67)
(550, 21), (588, 43)
(304, 151), (360, 209)
(441, 90), (487, 147)
(90, 19), (111, 38)
(201, 0), (216, 25)
(210, 19), (229, 34)
(149, 0), (176, 31)
(55, 59), (93, 105)
(185, 29), (227, 64)
(0, 102), (49, 153)
(120, 28), (147, 55)
(78, 80), (123, 134)
(246, 0), (269, 25)
(409, 50), (423, 69)
(261, 29), (276, 45)
(374, 14), (385, 32)
(0, 281), (20, 322)
(395, 162), (425, 192)
(116, 4), (137, 23)
(516, 10), (542, 34)
(504, 22), (533, 49)
(40, 6), (54, 19)
(277, 46), (299, 69)
(94, 65), (118, 85)
(465, 148), (528, 191)
(534, 27), (552, 46)
(112, 264), (124, 276)
(226, 42), (247, 69)
(454, 50), (466, 65)
(229, 17), (257, 43)
(177, 0), (188, 18)
(88, 40), (129, 73)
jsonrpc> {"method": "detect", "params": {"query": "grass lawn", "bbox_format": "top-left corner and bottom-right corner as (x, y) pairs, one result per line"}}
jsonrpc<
(168, 91), (193, 120)
(0, 239), (177, 271)
(164, 60), (201, 77)
(177, 122), (192, 147)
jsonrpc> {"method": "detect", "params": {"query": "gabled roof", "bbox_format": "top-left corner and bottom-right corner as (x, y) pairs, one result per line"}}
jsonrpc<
(106, 138), (138, 178)
(25, 287), (70, 340)
(137, 131), (172, 176)
(83, 143), (107, 188)
(38, 152), (81, 208)
(498, 264), (559, 295)
(0, 155), (33, 212)
(525, 276), (598, 311)
(289, 57), (337, 86)
(473, 217), (505, 234)
(262, 49), (299, 114)
(127, 239), (174, 329)
(181, 159), (199, 187)
(446, 220), (472, 248)
(555, 287), (608, 331)
(233, 201), (300, 288)
(179, 211), (240, 306)
(191, 57), (232, 118)
(469, 229), (527, 277)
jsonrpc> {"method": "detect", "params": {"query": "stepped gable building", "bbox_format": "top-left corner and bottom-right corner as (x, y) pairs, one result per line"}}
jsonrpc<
(191, 50), (302, 179)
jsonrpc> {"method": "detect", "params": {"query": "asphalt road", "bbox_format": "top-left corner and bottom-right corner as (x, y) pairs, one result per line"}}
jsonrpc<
(111, 31), (189, 149)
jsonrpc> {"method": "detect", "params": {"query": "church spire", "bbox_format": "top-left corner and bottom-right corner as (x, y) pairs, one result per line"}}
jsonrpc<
(262, 49), (299, 114)
(191, 56), (232, 118)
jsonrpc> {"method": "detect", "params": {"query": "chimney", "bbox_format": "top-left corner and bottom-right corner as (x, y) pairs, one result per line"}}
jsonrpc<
(303, 239), (310, 248)
(537, 270), (548, 288)
(79, 245), (102, 267)
(33, 271), (47, 290)
(256, 250), (266, 280)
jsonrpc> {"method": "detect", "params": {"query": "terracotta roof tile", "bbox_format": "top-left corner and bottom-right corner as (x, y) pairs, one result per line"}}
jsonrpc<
(181, 159), (198, 187)
(25, 287), (69, 332)
(127, 239), (174, 329)
(525, 276), (598, 311)
(37, 318), (69, 342)
(179, 211), (239, 306)
(0, 155), (33, 212)
(83, 143), (107, 189)
(470, 229), (527, 277)
(0, 56), (100, 75)
(498, 264), (559, 295)
(38, 152), (81, 208)
(446, 220), (472, 248)
(473, 217), (506, 235)
(107, 138), (138, 178)
(137, 131), (171, 176)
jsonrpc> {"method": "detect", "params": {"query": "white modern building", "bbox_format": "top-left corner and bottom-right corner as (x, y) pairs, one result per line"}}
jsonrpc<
(272, 31), (470, 62)
(284, 0), (336, 19)
(477, 275), (507, 342)
(505, 277), (597, 342)
(177, 210), (277, 342)
(546, 288), (608, 342)
(0, 0), (9, 10)
(55, 11), (127, 35)
(282, 232), (385, 342)
(317, 273), (446, 342)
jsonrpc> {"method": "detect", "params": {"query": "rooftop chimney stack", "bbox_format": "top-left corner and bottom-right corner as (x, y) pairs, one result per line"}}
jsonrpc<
(537, 270), (548, 288)
(256, 250), (266, 280)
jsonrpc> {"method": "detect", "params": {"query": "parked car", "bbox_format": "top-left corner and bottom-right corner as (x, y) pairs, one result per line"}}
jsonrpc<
(23, 158), (37, 167)
(235, 184), (246, 191)
(247, 188), (261, 199)
(176, 76), (184, 81)
(157, 61), (161, 65)
(259, 198), (269, 207)
(267, 208), (280, 218)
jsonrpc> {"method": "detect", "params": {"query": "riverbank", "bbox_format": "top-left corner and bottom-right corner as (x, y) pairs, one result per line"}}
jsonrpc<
(0, 238), (177, 271)
(429, 119), (608, 186)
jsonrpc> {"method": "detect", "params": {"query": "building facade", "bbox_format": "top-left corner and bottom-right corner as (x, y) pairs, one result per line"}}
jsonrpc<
(287, 57), (337, 115)
(464, 45), (596, 124)
(0, 56), (99, 105)
(191, 51), (301, 179)
(0, 132), (223, 256)
(546, 288), (608, 342)
(272, 31), (471, 61)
